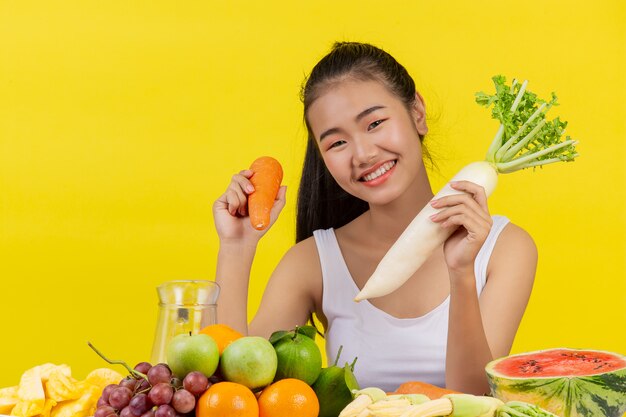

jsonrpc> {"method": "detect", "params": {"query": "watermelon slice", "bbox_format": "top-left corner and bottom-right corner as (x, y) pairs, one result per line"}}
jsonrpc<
(486, 348), (626, 417)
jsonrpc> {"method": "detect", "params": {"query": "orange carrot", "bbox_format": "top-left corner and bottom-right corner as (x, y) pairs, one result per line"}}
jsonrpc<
(393, 381), (460, 399)
(248, 156), (283, 230)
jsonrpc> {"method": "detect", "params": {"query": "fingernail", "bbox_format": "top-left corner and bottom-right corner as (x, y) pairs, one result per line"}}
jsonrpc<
(430, 200), (438, 207)
(246, 185), (255, 193)
(429, 214), (437, 220)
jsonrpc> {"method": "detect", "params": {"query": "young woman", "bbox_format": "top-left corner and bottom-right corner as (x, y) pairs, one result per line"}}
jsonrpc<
(213, 42), (537, 394)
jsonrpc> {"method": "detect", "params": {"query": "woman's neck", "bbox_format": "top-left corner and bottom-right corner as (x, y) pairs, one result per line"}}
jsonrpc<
(364, 169), (435, 245)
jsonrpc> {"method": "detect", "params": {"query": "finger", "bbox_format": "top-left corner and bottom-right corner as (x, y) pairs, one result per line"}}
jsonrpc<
(269, 186), (287, 222)
(239, 169), (254, 178)
(226, 183), (249, 216)
(440, 214), (491, 242)
(449, 181), (489, 211)
(224, 189), (246, 216)
(431, 193), (490, 223)
(212, 192), (229, 214)
(276, 185), (287, 203)
(431, 204), (493, 231)
(237, 202), (248, 218)
(232, 172), (255, 194)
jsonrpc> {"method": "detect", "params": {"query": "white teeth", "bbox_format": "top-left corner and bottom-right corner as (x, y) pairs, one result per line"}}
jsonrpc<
(362, 161), (396, 182)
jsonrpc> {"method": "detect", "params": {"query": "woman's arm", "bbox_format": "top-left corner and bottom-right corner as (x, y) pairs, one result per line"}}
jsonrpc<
(212, 169), (287, 335)
(430, 181), (537, 393)
(215, 242), (258, 335)
(216, 229), (322, 339)
(248, 237), (323, 339)
(479, 224), (537, 359)
(445, 224), (536, 394)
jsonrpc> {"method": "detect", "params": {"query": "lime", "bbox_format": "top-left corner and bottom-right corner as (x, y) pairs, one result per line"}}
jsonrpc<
(312, 348), (359, 417)
(312, 367), (352, 417)
(271, 330), (322, 385)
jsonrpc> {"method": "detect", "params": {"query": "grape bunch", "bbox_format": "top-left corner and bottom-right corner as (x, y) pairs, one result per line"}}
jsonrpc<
(94, 362), (220, 417)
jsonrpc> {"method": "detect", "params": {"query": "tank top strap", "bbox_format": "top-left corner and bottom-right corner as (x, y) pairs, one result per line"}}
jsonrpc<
(312, 228), (357, 309)
(473, 215), (510, 293)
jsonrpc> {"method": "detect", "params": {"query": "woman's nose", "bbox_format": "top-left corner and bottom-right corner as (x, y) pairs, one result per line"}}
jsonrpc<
(353, 137), (378, 166)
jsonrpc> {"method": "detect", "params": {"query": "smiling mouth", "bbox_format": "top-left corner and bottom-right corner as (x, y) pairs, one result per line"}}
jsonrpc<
(359, 160), (397, 182)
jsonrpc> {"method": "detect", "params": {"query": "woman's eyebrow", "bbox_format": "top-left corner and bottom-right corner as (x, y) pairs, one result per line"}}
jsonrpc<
(319, 105), (386, 142)
(319, 127), (341, 142)
(355, 105), (385, 122)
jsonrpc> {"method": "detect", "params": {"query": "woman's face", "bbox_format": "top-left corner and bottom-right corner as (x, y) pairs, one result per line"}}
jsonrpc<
(307, 78), (429, 206)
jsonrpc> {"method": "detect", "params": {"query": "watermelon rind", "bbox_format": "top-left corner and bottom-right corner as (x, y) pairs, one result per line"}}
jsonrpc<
(485, 348), (626, 417)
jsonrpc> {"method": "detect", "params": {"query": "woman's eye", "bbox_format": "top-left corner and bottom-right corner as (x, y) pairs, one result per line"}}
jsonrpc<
(368, 119), (385, 130)
(329, 140), (346, 149)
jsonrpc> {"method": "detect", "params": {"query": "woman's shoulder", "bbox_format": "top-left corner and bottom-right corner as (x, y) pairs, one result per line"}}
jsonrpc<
(498, 219), (536, 249)
(488, 219), (538, 276)
(279, 234), (323, 271)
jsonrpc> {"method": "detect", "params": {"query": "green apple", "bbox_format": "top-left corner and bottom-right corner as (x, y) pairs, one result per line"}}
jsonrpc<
(219, 336), (277, 390)
(166, 333), (219, 378)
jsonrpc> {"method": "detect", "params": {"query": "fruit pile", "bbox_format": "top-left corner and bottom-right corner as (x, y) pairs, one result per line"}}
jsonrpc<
(4, 324), (623, 417)
(90, 324), (349, 417)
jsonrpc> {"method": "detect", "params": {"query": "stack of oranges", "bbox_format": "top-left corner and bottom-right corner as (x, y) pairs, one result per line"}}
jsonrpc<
(195, 324), (320, 417)
(196, 378), (319, 417)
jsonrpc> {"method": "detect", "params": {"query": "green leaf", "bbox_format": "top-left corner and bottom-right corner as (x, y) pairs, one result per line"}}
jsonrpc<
(344, 362), (360, 394)
(295, 325), (318, 341)
(270, 325), (318, 345)
(268, 330), (290, 345)
(476, 75), (579, 172)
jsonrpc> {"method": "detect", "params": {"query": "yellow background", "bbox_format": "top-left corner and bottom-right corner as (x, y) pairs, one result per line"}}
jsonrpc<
(1, 1), (624, 387)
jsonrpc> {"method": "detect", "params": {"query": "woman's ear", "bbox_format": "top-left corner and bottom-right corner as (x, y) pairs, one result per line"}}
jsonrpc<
(412, 91), (428, 136)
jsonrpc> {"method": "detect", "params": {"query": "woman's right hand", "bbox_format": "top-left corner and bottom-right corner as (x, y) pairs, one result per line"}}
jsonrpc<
(212, 169), (287, 245)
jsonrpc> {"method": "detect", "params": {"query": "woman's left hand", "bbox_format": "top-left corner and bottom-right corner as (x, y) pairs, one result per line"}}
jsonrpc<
(429, 181), (493, 277)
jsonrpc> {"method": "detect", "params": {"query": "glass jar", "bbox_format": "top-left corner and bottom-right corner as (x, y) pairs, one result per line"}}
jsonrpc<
(150, 280), (220, 364)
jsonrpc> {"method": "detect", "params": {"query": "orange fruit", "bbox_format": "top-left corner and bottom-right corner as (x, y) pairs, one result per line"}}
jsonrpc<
(196, 381), (259, 417)
(199, 324), (244, 354)
(258, 378), (319, 417)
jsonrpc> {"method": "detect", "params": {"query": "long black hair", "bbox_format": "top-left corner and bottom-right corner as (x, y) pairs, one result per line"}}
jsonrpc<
(296, 42), (427, 243)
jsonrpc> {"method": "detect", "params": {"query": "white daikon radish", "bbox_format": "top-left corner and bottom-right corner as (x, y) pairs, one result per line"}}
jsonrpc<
(355, 76), (578, 302)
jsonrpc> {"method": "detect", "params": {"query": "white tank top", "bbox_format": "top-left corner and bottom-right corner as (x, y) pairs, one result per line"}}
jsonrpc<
(313, 215), (510, 392)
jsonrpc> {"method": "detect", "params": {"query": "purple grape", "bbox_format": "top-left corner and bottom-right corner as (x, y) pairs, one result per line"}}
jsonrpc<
(120, 377), (139, 391)
(134, 362), (153, 374)
(109, 386), (133, 409)
(94, 406), (117, 417)
(120, 407), (134, 417)
(129, 393), (153, 416)
(102, 384), (117, 402)
(171, 390), (195, 414)
(148, 383), (174, 406)
(96, 396), (109, 408)
(182, 372), (208, 397)
(154, 405), (176, 417)
(147, 364), (172, 385)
